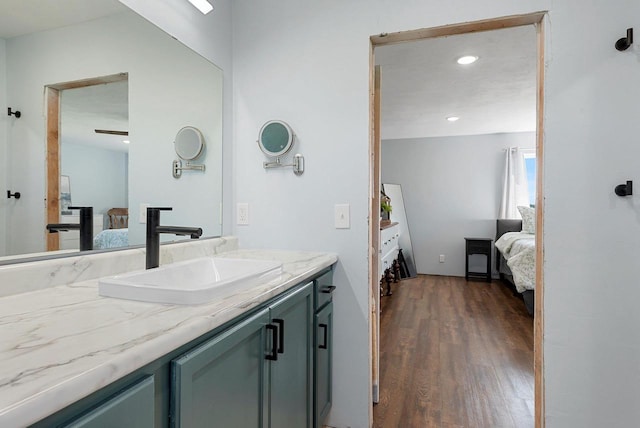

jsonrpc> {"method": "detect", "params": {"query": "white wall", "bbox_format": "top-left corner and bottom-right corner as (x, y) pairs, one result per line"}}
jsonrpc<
(4, 11), (223, 255)
(0, 39), (6, 256)
(230, 1), (640, 427)
(543, 2), (640, 426)
(382, 132), (535, 277)
(119, 0), (234, 235)
(61, 143), (128, 226)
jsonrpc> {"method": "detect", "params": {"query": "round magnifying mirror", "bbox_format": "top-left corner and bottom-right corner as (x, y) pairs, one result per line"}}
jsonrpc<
(258, 120), (294, 157)
(174, 126), (205, 160)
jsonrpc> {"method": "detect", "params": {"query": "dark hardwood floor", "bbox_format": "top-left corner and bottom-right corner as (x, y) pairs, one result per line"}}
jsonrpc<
(373, 275), (534, 428)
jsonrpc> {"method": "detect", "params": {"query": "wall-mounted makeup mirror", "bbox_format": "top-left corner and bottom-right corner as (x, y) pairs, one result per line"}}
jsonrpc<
(173, 126), (206, 178)
(258, 120), (294, 157)
(175, 126), (205, 160)
(259, 120), (304, 175)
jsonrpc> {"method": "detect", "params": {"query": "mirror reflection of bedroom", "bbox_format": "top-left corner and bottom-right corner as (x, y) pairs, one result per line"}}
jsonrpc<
(60, 80), (129, 251)
(373, 24), (538, 427)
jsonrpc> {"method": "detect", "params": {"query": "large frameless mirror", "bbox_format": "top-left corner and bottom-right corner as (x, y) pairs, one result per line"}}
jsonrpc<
(0, 0), (223, 263)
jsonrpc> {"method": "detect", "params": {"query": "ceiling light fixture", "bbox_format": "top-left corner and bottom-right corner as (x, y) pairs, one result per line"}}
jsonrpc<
(123, 140), (130, 144)
(187, 0), (213, 14)
(446, 116), (459, 122)
(457, 55), (478, 65)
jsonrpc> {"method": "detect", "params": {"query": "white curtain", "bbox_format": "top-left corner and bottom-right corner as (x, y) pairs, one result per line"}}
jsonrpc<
(499, 147), (530, 219)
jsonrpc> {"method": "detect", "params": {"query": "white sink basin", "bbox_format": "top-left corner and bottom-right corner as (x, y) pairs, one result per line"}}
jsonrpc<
(98, 257), (282, 305)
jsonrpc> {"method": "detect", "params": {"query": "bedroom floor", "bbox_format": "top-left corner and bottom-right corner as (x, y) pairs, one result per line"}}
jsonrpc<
(373, 275), (534, 428)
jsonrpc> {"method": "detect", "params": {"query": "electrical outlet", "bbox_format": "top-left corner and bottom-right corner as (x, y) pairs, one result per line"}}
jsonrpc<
(139, 203), (150, 223)
(335, 204), (350, 229)
(439, 254), (445, 263)
(237, 203), (249, 225)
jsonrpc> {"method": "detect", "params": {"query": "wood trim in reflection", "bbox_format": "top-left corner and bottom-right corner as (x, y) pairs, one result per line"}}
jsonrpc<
(48, 73), (127, 91)
(46, 88), (60, 251)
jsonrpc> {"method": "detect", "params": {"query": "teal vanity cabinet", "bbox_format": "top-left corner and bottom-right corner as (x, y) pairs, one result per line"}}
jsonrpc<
(30, 268), (333, 428)
(269, 281), (314, 428)
(314, 271), (335, 428)
(171, 308), (270, 427)
(171, 281), (314, 428)
(63, 376), (155, 427)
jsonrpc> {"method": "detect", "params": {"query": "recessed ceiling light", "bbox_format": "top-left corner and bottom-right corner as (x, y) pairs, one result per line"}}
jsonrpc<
(123, 140), (130, 144)
(446, 116), (459, 122)
(457, 55), (478, 65)
(187, 0), (214, 14)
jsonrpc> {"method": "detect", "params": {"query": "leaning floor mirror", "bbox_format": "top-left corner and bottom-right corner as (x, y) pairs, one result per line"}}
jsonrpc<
(383, 183), (417, 277)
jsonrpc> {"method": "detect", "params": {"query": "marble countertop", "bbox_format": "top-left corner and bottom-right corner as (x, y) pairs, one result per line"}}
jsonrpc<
(0, 249), (337, 427)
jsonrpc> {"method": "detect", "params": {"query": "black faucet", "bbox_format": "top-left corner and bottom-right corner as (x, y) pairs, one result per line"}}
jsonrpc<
(146, 207), (203, 269)
(46, 206), (94, 251)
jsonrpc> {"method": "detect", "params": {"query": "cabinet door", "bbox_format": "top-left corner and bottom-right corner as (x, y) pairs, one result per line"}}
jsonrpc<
(64, 376), (154, 428)
(315, 301), (333, 428)
(269, 282), (314, 428)
(171, 308), (270, 428)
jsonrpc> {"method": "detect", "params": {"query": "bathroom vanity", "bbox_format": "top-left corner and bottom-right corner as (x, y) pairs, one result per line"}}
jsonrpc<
(0, 241), (336, 428)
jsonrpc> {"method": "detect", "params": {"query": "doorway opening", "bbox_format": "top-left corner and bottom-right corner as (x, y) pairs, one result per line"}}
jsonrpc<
(369, 12), (546, 427)
(45, 73), (129, 251)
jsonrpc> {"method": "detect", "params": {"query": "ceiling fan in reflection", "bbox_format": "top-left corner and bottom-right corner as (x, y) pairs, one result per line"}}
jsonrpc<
(94, 129), (128, 136)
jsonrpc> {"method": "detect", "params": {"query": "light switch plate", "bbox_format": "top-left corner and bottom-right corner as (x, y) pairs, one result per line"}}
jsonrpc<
(237, 203), (249, 225)
(335, 204), (350, 229)
(139, 203), (150, 223)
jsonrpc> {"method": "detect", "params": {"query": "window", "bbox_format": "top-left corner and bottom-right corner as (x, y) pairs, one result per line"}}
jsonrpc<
(523, 152), (536, 207)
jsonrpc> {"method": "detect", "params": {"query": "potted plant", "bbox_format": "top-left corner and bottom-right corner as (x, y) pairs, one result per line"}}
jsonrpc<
(380, 196), (392, 227)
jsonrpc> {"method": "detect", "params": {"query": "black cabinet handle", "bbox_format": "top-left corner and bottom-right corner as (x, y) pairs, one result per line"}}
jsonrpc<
(273, 318), (284, 354)
(319, 323), (328, 349)
(266, 324), (278, 361)
(320, 286), (336, 294)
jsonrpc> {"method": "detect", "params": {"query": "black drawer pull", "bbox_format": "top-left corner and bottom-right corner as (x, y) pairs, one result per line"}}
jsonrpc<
(266, 324), (278, 361)
(320, 286), (336, 294)
(273, 318), (284, 354)
(319, 323), (328, 349)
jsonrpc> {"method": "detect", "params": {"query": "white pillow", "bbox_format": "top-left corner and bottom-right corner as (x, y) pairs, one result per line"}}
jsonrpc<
(518, 206), (535, 234)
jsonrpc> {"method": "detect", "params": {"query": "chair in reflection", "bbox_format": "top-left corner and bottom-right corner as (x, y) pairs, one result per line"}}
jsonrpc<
(107, 208), (129, 229)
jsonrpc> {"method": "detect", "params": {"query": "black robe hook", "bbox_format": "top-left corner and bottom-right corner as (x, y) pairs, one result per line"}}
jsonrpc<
(614, 181), (633, 197)
(7, 108), (21, 118)
(615, 28), (633, 51)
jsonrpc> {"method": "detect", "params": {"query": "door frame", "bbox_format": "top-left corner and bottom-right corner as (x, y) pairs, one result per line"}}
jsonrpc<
(45, 73), (128, 251)
(368, 12), (547, 428)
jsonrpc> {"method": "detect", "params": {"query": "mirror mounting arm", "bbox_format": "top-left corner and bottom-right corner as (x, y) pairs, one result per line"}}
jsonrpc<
(172, 159), (206, 179)
(263, 154), (304, 175)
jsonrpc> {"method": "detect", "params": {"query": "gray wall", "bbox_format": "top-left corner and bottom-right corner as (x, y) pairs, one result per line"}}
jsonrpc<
(382, 132), (535, 277)
(61, 142), (128, 228)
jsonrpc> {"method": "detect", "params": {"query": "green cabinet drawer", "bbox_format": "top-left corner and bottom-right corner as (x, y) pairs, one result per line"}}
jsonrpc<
(171, 308), (270, 428)
(64, 376), (154, 428)
(314, 301), (333, 428)
(269, 282), (314, 428)
(314, 270), (334, 311)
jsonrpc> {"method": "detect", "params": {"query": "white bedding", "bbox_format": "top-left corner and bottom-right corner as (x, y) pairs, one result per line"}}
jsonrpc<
(495, 231), (535, 293)
(93, 228), (129, 250)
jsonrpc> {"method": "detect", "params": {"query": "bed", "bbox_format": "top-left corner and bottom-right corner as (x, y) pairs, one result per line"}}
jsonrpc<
(93, 228), (129, 250)
(495, 219), (535, 315)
